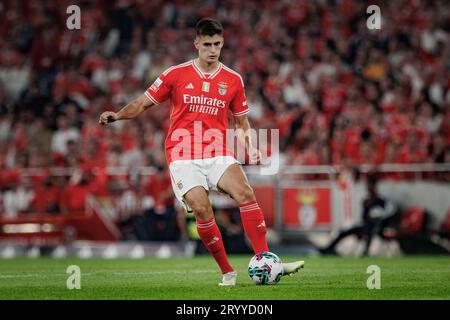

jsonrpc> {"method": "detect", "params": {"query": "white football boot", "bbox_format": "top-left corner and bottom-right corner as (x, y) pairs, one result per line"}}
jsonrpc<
(282, 260), (305, 276)
(219, 271), (238, 286)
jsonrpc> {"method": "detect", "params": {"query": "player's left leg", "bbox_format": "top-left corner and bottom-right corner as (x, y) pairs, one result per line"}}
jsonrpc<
(216, 163), (269, 254)
(216, 163), (304, 276)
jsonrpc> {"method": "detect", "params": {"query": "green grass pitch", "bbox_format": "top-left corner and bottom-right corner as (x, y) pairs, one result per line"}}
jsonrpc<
(0, 255), (449, 299)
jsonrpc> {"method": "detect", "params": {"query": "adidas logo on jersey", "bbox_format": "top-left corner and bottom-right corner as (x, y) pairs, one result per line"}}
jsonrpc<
(185, 83), (194, 89)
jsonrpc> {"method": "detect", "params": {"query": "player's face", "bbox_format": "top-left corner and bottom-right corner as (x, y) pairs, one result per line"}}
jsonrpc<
(194, 34), (224, 64)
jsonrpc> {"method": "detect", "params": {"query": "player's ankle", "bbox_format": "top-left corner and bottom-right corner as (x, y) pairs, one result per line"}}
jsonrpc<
(223, 270), (236, 275)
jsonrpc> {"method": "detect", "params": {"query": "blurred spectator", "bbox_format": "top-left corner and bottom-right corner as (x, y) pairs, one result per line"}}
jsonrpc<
(2, 175), (33, 218)
(59, 170), (91, 214)
(51, 115), (80, 157)
(30, 177), (60, 214)
(144, 166), (173, 209)
(143, 166), (179, 241)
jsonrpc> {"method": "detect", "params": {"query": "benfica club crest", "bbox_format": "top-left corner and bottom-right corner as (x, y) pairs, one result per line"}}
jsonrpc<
(218, 82), (228, 96)
(297, 190), (318, 228)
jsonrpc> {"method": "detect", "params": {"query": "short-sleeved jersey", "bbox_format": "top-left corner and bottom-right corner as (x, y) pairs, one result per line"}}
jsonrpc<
(145, 59), (249, 164)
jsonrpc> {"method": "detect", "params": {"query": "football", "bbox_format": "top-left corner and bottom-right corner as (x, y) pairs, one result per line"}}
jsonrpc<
(248, 251), (284, 285)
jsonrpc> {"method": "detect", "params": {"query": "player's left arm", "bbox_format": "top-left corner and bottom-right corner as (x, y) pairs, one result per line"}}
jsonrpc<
(234, 114), (261, 164)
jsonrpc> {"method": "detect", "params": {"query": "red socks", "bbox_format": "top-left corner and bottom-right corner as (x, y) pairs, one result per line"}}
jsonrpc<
(239, 201), (269, 254)
(196, 201), (268, 273)
(196, 218), (234, 274)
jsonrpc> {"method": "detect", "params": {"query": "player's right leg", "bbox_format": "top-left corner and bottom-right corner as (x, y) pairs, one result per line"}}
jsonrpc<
(183, 186), (237, 286)
(169, 160), (236, 285)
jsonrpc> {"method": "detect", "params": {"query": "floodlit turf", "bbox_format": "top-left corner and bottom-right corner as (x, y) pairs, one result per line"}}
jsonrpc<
(0, 255), (449, 300)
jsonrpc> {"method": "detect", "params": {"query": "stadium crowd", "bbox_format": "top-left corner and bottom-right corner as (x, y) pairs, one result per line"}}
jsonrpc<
(0, 0), (449, 223)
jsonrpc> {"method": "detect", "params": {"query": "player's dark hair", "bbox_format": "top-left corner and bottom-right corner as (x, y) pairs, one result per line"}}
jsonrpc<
(196, 18), (223, 37)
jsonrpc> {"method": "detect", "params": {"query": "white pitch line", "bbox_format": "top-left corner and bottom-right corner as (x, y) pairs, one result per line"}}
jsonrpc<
(0, 270), (215, 279)
(0, 274), (38, 279)
(0, 273), (94, 279)
(110, 270), (215, 276)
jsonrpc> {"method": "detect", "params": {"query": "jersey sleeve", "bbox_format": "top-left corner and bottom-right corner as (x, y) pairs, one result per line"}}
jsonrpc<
(230, 78), (250, 117)
(144, 69), (175, 105)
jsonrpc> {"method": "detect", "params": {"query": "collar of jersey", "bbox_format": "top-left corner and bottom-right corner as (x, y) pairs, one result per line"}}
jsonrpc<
(192, 59), (222, 80)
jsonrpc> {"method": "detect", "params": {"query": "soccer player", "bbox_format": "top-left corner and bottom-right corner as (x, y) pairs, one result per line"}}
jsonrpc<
(99, 18), (304, 286)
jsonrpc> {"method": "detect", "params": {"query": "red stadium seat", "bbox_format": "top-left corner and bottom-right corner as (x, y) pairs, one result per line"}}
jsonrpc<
(400, 208), (426, 236)
(382, 207), (426, 240)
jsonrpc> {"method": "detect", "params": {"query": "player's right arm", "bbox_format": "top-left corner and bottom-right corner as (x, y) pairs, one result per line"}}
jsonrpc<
(99, 66), (174, 125)
(98, 94), (154, 125)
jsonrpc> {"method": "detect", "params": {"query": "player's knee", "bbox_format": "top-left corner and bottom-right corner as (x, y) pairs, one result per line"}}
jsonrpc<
(235, 185), (256, 204)
(190, 202), (212, 218)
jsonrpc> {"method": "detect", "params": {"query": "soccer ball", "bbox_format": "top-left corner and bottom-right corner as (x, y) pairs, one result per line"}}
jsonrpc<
(248, 251), (283, 285)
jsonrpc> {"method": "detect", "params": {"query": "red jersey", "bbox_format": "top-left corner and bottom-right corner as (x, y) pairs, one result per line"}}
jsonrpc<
(145, 59), (249, 164)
